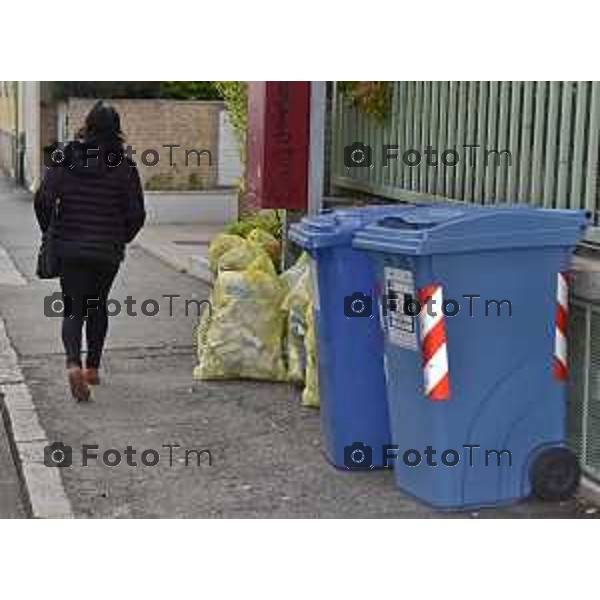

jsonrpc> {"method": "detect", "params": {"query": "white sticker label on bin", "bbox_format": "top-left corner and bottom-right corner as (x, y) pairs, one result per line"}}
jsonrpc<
(310, 258), (320, 312)
(382, 266), (418, 351)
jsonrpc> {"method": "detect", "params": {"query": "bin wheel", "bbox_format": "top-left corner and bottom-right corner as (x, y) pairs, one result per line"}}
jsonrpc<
(531, 447), (580, 501)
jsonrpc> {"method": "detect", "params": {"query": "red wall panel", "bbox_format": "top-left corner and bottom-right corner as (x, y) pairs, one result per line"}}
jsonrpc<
(245, 81), (310, 210)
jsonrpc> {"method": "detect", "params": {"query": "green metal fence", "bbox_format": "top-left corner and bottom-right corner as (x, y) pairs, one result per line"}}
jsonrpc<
(331, 82), (600, 238)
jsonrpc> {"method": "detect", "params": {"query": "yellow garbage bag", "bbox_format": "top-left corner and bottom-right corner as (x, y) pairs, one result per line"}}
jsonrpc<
(281, 255), (311, 384)
(193, 257), (287, 381)
(247, 227), (281, 263)
(208, 233), (245, 275)
(280, 251), (311, 293)
(193, 298), (212, 365)
(282, 271), (311, 384)
(217, 239), (276, 276)
(302, 299), (320, 408)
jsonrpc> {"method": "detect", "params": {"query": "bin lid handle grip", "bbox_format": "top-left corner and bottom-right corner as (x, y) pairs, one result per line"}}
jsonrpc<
(377, 216), (432, 230)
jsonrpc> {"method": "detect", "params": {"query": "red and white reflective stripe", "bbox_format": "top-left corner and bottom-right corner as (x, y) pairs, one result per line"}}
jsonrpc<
(418, 284), (450, 401)
(553, 272), (569, 381)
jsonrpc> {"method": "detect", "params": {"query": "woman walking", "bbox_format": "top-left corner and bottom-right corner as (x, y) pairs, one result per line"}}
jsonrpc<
(34, 101), (145, 402)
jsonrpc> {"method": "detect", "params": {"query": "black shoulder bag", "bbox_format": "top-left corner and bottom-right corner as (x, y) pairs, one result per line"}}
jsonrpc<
(36, 197), (62, 279)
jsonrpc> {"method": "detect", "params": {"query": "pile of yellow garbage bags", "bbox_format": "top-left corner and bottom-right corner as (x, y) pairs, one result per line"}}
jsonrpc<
(193, 230), (319, 408)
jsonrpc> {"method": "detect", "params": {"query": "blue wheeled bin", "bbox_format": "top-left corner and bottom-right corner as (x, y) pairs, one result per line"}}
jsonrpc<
(289, 206), (415, 468)
(353, 205), (589, 508)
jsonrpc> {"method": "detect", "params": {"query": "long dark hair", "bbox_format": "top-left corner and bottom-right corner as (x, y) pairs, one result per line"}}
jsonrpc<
(80, 100), (124, 148)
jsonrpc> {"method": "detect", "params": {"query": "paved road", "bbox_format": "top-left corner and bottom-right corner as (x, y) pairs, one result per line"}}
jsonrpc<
(0, 175), (598, 518)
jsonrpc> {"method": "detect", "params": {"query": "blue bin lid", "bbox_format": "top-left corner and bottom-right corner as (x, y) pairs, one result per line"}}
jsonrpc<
(352, 205), (590, 255)
(288, 204), (416, 250)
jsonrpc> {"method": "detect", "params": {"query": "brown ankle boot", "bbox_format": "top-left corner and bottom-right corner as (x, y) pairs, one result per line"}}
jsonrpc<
(83, 368), (100, 386)
(68, 367), (91, 402)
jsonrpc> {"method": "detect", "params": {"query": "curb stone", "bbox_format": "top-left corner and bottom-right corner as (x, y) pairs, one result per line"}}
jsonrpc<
(0, 320), (74, 519)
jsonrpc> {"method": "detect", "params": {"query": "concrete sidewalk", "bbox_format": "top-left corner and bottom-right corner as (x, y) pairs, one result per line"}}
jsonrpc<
(0, 176), (598, 518)
(135, 223), (220, 283)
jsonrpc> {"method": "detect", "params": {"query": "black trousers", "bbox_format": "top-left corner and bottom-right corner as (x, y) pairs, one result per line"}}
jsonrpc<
(59, 258), (119, 369)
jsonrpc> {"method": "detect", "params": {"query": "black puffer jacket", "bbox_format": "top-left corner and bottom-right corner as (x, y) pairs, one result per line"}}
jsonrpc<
(34, 141), (146, 264)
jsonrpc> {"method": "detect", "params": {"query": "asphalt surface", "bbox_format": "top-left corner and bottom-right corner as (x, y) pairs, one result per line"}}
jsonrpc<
(0, 408), (27, 518)
(0, 175), (599, 518)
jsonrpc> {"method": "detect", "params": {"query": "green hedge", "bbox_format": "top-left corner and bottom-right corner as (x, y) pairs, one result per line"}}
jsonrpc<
(50, 81), (223, 101)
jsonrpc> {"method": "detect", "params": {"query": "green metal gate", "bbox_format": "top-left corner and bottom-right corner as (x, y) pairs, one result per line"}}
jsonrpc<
(331, 82), (600, 240)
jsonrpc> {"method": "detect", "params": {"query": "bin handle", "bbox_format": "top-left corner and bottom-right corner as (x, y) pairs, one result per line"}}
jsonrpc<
(378, 216), (435, 230)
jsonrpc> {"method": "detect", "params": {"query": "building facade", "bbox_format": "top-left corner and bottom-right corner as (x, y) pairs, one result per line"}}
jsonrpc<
(0, 81), (42, 190)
